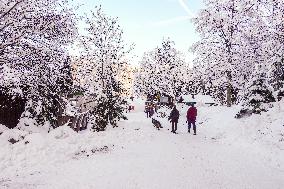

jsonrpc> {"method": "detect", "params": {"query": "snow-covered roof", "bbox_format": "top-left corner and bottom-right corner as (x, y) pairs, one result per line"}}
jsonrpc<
(182, 95), (215, 103)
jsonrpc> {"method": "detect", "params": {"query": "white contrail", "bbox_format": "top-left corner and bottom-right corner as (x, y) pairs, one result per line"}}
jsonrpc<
(140, 0), (194, 28)
(150, 16), (190, 27)
(178, 0), (195, 18)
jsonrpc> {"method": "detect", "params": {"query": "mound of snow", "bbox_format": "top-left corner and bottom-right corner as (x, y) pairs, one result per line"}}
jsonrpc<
(0, 129), (28, 144)
(49, 125), (76, 140)
(0, 124), (8, 134)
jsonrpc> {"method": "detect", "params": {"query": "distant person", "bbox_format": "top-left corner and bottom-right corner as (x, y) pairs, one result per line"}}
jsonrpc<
(145, 105), (150, 118)
(157, 93), (161, 102)
(149, 104), (155, 118)
(186, 103), (197, 135)
(178, 96), (184, 103)
(130, 96), (134, 101)
(168, 105), (180, 134)
(154, 103), (159, 113)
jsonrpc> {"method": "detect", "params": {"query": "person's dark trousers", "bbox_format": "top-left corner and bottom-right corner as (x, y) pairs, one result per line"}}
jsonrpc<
(171, 121), (177, 133)
(149, 110), (154, 118)
(146, 111), (149, 118)
(188, 120), (196, 134)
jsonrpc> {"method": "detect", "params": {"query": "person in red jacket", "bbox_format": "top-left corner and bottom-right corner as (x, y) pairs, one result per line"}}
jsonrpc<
(186, 103), (197, 135)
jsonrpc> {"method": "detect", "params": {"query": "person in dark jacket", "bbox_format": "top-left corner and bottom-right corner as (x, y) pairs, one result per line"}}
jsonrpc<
(149, 104), (154, 118)
(168, 105), (180, 133)
(145, 105), (150, 118)
(186, 103), (197, 135)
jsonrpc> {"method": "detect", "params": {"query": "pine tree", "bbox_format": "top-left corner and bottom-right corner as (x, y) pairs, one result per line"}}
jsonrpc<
(92, 95), (109, 132)
(244, 73), (275, 114)
(270, 59), (284, 101)
(107, 80), (128, 127)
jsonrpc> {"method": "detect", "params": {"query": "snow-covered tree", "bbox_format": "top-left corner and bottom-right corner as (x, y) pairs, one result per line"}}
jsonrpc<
(0, 0), (78, 127)
(270, 60), (284, 101)
(191, 0), (284, 107)
(237, 69), (275, 117)
(77, 6), (132, 131)
(134, 51), (157, 97)
(192, 0), (268, 105)
(135, 38), (189, 98)
(117, 61), (136, 97)
(266, 0), (284, 101)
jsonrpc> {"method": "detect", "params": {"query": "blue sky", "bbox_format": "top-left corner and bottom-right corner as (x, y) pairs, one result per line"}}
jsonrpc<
(72, 0), (204, 64)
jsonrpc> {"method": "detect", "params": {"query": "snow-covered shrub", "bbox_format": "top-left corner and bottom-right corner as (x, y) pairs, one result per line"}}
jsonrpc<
(0, 124), (8, 135)
(49, 125), (76, 140)
(92, 95), (109, 131)
(17, 105), (38, 128)
(246, 77), (275, 113)
(236, 74), (275, 118)
(91, 83), (128, 131)
(235, 109), (253, 119)
(0, 129), (28, 144)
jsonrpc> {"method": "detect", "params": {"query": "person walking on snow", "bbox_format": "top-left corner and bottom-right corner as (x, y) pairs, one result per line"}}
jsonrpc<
(186, 103), (197, 135)
(149, 104), (154, 118)
(168, 105), (180, 134)
(145, 105), (150, 118)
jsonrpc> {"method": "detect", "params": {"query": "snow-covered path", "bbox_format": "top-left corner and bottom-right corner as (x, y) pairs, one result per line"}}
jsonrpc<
(0, 100), (283, 189)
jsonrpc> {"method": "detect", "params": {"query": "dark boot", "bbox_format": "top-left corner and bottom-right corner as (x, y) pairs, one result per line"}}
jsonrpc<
(188, 122), (191, 133)
(174, 122), (178, 133)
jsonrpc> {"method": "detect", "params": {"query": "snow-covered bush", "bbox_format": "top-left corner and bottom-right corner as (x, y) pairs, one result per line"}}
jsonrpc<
(0, 129), (28, 144)
(236, 73), (275, 118)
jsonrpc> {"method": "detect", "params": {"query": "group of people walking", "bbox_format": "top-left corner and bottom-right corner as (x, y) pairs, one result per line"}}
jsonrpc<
(145, 103), (156, 118)
(145, 102), (198, 135)
(168, 104), (197, 135)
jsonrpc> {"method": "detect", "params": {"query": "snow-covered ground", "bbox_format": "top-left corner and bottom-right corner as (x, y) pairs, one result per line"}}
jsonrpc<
(0, 99), (283, 189)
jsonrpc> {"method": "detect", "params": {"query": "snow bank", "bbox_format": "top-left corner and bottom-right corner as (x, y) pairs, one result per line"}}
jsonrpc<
(0, 125), (115, 178)
(0, 129), (28, 144)
(0, 98), (283, 189)
(0, 124), (8, 134)
(195, 104), (284, 171)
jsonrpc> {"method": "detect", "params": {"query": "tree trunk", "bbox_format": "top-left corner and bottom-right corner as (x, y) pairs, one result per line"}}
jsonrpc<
(226, 71), (232, 107)
(226, 82), (232, 107)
